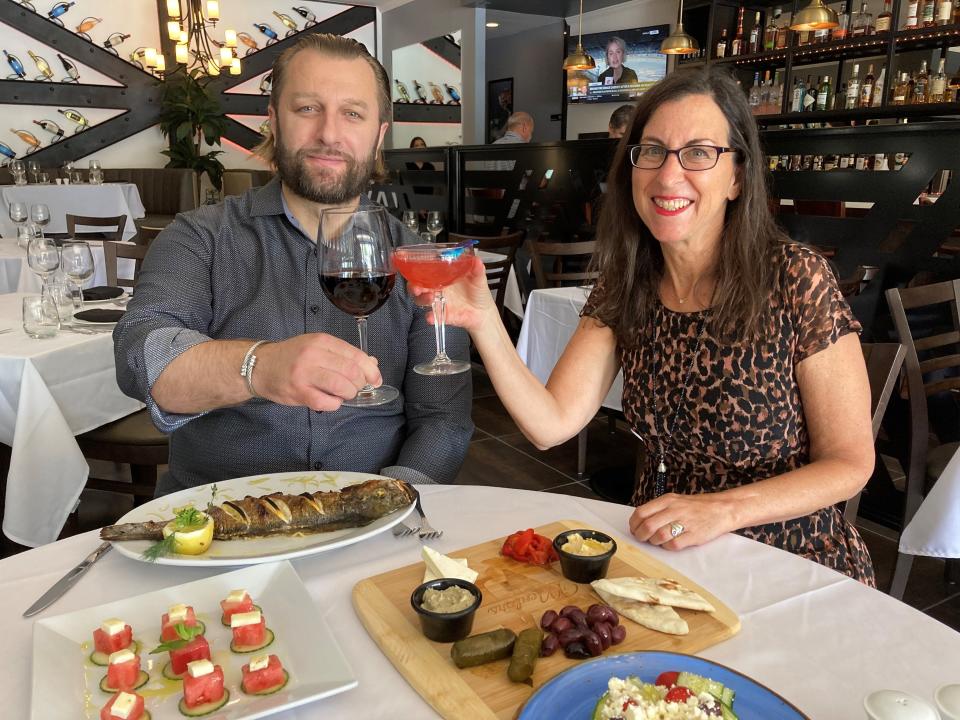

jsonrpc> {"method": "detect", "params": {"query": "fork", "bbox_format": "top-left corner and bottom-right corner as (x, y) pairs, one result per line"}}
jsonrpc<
(412, 487), (442, 540)
(392, 519), (419, 538)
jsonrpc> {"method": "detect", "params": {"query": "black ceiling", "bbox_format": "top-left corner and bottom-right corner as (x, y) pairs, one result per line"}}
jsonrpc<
(460, 0), (629, 17)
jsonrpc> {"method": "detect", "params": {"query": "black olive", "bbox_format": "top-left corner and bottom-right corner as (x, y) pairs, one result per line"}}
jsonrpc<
(563, 641), (591, 659)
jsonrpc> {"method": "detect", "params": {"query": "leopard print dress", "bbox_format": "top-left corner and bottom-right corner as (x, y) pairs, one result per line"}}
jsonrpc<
(584, 243), (876, 586)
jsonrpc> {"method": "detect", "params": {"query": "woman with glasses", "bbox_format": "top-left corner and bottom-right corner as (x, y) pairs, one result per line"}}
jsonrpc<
(411, 67), (875, 585)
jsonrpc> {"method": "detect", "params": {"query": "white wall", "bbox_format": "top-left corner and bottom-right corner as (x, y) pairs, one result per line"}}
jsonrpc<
(381, 0), (486, 146)
(486, 19), (564, 143)
(564, 0), (676, 140)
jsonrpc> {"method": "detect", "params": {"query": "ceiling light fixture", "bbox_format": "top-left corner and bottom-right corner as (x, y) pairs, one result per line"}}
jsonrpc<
(789, 0), (839, 31)
(485, 21), (499, 28)
(660, 0), (700, 54)
(166, 0), (239, 77)
(562, 0), (596, 71)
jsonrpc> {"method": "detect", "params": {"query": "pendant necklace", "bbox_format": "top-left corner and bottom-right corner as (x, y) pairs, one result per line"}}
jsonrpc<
(649, 308), (707, 497)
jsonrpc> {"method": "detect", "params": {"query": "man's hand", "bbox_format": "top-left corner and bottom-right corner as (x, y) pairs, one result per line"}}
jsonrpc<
(254, 333), (383, 411)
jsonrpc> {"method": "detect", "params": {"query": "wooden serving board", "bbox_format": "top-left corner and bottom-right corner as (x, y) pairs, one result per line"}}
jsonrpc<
(352, 520), (740, 720)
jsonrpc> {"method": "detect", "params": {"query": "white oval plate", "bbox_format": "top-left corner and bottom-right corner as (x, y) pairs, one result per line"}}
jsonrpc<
(110, 471), (415, 567)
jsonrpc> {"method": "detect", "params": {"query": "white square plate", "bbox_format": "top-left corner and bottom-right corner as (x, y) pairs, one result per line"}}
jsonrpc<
(30, 561), (357, 719)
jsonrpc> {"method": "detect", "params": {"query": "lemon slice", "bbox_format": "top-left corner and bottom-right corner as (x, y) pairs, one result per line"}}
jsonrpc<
(162, 513), (214, 555)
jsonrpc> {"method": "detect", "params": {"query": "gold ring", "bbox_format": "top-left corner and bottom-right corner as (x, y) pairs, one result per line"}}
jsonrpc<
(669, 521), (684, 538)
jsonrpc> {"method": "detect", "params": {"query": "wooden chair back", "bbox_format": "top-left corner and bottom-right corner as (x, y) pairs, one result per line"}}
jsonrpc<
(448, 230), (525, 319)
(65, 214), (127, 242)
(529, 239), (598, 288)
(838, 265), (880, 297)
(104, 241), (150, 289)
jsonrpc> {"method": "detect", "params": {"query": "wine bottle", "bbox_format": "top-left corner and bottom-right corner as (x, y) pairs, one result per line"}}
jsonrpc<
(816, 75), (832, 111)
(237, 32), (259, 50)
(0, 142), (16, 161)
(75, 16), (101, 34)
(28, 51), (54, 80)
(429, 82), (444, 104)
(259, 72), (273, 94)
(58, 108), (89, 127)
(57, 53), (79, 81)
(413, 80), (428, 103)
(715, 28), (728, 57)
(4, 50), (26, 79)
(272, 11), (298, 31)
(33, 119), (64, 139)
(444, 83), (461, 103)
(394, 79), (411, 103)
(11, 129), (41, 149)
(103, 32), (130, 49)
(48, 1), (74, 20)
(291, 6), (316, 23)
(254, 23), (279, 40)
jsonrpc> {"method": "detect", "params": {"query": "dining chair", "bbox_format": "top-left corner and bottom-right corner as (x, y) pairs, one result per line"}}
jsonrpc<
(103, 240), (149, 290)
(448, 230), (525, 322)
(885, 279), (960, 598)
(529, 239), (599, 289)
(65, 213), (127, 242)
(838, 265), (881, 298)
(843, 342), (906, 525)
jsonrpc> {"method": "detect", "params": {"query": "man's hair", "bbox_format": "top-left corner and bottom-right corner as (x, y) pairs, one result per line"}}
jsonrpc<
(505, 111), (534, 132)
(608, 104), (635, 132)
(254, 33), (392, 168)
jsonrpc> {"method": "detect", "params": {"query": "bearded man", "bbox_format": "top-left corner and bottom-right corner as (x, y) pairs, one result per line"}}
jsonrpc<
(115, 34), (473, 495)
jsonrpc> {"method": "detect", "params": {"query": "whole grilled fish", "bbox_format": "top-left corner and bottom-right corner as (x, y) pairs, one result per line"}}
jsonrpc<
(100, 478), (415, 542)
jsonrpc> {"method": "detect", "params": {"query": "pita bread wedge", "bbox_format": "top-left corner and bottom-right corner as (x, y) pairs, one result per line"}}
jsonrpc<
(592, 577), (716, 613)
(591, 584), (689, 635)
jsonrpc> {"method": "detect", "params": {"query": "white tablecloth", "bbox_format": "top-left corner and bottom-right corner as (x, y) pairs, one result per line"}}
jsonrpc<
(0, 293), (144, 547)
(0, 183), (145, 241)
(899, 444), (960, 557)
(516, 285), (624, 411)
(0, 237), (136, 294)
(3, 485), (958, 719)
(476, 249), (523, 318)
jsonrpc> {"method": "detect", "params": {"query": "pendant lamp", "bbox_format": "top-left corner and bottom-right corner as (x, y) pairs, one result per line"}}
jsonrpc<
(563, 0), (596, 71)
(789, 0), (839, 30)
(661, 0), (700, 55)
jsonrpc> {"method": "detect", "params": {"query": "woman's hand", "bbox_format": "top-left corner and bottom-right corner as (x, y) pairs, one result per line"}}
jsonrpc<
(407, 256), (498, 333)
(628, 492), (738, 550)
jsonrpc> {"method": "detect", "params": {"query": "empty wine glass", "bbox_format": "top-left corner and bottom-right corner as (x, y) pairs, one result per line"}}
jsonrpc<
(426, 211), (443, 241)
(27, 160), (39, 183)
(9, 201), (27, 230)
(402, 210), (419, 233)
(10, 159), (26, 185)
(17, 221), (40, 249)
(88, 159), (101, 171)
(30, 203), (50, 228)
(26, 233), (60, 283)
(318, 206), (399, 407)
(61, 240), (95, 303)
(88, 159), (103, 184)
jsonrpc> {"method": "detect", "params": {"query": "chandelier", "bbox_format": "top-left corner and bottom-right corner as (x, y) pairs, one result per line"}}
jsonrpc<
(165, 0), (240, 76)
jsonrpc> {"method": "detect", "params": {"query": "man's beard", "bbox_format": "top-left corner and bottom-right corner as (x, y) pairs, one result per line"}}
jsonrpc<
(274, 125), (377, 205)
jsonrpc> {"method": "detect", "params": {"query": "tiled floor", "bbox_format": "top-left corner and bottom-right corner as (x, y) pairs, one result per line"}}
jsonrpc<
(5, 367), (958, 632)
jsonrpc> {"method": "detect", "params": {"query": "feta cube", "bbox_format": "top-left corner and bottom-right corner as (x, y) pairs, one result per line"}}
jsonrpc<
(108, 648), (135, 665)
(100, 618), (126, 635)
(226, 588), (248, 604)
(187, 659), (214, 678)
(248, 654), (270, 672)
(168, 604), (189, 622)
(110, 691), (137, 719)
(230, 609), (262, 628)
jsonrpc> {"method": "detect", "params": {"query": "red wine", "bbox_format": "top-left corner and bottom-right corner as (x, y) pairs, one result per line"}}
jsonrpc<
(320, 271), (395, 317)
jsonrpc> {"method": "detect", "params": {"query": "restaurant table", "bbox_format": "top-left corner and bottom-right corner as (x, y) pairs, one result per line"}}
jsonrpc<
(4, 484), (959, 719)
(0, 237), (136, 294)
(516, 285), (623, 411)
(0, 292), (143, 547)
(0, 183), (145, 241)
(900, 443), (960, 558)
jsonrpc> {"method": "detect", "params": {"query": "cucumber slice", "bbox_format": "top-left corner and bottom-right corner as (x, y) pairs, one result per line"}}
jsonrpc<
(220, 604), (262, 627)
(177, 689), (230, 717)
(590, 691), (609, 720)
(241, 669), (290, 696)
(162, 661), (185, 681)
(721, 702), (739, 720)
(89, 640), (141, 667)
(230, 627), (275, 654)
(676, 670), (725, 700)
(98, 669), (149, 693)
(721, 686), (736, 707)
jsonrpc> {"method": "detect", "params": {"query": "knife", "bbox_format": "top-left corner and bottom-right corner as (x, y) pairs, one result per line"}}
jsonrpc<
(22, 542), (113, 617)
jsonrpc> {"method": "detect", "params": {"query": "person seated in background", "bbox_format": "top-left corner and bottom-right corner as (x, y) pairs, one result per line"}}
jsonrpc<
(598, 37), (639, 86)
(406, 136), (435, 171)
(409, 66), (877, 586)
(608, 104), (635, 139)
(114, 33), (473, 496)
(492, 112), (534, 144)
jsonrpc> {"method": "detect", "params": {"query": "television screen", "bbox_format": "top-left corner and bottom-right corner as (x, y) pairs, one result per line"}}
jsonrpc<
(566, 25), (669, 104)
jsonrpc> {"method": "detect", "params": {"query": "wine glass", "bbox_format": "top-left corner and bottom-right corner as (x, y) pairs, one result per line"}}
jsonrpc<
(9, 201), (27, 231)
(318, 206), (400, 407)
(393, 240), (475, 375)
(426, 211), (443, 242)
(30, 203), (50, 228)
(27, 160), (39, 183)
(60, 240), (95, 305)
(26, 233), (60, 284)
(402, 210), (419, 233)
(10, 159), (26, 185)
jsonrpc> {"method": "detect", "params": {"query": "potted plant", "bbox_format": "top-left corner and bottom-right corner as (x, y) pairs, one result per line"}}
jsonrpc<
(157, 68), (228, 198)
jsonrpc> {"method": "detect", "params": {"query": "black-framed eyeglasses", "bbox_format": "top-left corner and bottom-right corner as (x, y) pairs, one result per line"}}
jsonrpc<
(628, 144), (739, 171)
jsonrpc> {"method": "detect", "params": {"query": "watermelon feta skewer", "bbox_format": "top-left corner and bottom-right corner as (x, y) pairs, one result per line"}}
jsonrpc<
(241, 654), (289, 696)
(160, 604), (205, 642)
(219, 588), (261, 626)
(100, 690), (150, 720)
(229, 609), (274, 653)
(99, 648), (149, 693)
(179, 659), (229, 717)
(91, 618), (139, 666)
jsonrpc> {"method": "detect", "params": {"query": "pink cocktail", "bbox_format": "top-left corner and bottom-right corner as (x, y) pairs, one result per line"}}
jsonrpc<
(394, 242), (475, 375)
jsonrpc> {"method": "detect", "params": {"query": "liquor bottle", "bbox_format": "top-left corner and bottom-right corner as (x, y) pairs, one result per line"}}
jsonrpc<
(28, 51), (53, 80)
(253, 23), (279, 41)
(837, 82), (847, 109)
(872, 66), (886, 106)
(57, 53), (79, 81)
(804, 75), (818, 111)
(904, 0), (919, 27)
(921, 0), (936, 25)
(833, 0), (852, 39)
(769, 69), (783, 112)
(11, 129), (40, 151)
(394, 79), (411, 103)
(75, 16), (101, 35)
(891, 72), (909, 105)
(816, 75), (832, 110)
(444, 83), (461, 103)
(272, 11), (298, 31)
(954, 0), (960, 23)
(748, 71), (762, 110)
(860, 64), (875, 107)
(4, 50), (26, 79)
(775, 12), (789, 48)
(876, 0), (893, 31)
(57, 108), (88, 128)
(103, 32), (130, 49)
(749, 11), (762, 53)
(731, 5), (745, 56)
(936, 0), (954, 24)
(912, 60), (929, 103)
(759, 70), (771, 111)
(791, 77), (804, 112)
(852, 1), (874, 35)
(413, 79), (428, 103)
(764, 8), (779, 50)
(429, 82), (444, 104)
(929, 58), (947, 103)
(33, 119), (64, 140)
(716, 27), (728, 58)
(47, 1), (74, 20)
(847, 64), (861, 108)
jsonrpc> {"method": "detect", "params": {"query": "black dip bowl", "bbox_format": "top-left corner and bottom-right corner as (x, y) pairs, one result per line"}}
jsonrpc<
(553, 529), (617, 584)
(410, 578), (482, 643)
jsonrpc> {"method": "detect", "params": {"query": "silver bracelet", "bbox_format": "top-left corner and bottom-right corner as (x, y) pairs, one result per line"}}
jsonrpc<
(240, 340), (271, 400)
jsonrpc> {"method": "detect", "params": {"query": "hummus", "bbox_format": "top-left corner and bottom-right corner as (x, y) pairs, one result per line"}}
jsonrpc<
(421, 586), (475, 614)
(561, 532), (613, 557)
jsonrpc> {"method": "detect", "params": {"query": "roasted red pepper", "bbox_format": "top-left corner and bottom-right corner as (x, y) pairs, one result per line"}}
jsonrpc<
(500, 528), (558, 565)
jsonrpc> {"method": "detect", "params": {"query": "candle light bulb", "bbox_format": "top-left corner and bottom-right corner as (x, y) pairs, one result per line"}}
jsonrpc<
(230, 58), (241, 75)
(144, 47), (157, 67)
(155, 55), (165, 72)
(224, 29), (237, 47)
(175, 43), (188, 64)
(167, 21), (180, 40)
(178, 30), (188, 44)
(207, 58), (220, 75)
(207, 0), (219, 21)
(219, 46), (233, 66)
(166, 0), (180, 18)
